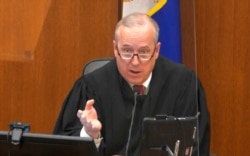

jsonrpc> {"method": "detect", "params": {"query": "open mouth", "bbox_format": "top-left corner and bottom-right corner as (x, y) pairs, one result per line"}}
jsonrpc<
(130, 69), (140, 74)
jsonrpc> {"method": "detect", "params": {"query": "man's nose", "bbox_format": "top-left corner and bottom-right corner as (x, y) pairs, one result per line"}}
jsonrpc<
(131, 54), (140, 65)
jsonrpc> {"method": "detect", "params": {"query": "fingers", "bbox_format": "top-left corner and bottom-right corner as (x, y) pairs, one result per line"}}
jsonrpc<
(77, 99), (95, 118)
(77, 109), (83, 118)
(77, 99), (97, 125)
(85, 99), (95, 110)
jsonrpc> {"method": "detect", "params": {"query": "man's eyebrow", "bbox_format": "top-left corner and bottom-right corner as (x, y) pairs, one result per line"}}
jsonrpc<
(138, 46), (150, 49)
(121, 44), (132, 47)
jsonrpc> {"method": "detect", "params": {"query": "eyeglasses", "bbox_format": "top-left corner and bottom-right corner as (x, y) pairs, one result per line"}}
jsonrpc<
(116, 45), (155, 61)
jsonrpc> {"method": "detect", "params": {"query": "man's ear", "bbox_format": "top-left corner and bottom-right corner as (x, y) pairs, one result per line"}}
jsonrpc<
(155, 42), (161, 58)
(113, 40), (118, 56)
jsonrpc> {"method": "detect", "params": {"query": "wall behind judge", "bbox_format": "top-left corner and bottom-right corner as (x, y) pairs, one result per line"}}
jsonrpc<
(195, 0), (250, 155)
(0, 0), (120, 133)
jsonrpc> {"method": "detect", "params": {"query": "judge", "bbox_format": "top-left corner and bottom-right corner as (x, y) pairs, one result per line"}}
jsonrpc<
(53, 12), (210, 156)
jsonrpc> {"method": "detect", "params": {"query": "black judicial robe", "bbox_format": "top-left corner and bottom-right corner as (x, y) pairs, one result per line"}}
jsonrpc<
(53, 56), (210, 156)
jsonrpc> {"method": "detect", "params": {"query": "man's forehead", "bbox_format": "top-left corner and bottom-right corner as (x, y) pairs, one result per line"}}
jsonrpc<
(120, 44), (150, 49)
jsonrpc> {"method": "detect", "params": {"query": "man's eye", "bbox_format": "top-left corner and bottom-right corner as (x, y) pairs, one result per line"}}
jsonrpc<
(122, 48), (133, 53)
(138, 49), (150, 54)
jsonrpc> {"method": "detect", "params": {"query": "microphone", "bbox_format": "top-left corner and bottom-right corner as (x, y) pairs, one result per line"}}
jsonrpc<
(125, 86), (139, 156)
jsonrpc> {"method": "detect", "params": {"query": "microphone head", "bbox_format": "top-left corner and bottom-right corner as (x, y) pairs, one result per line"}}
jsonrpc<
(133, 85), (140, 94)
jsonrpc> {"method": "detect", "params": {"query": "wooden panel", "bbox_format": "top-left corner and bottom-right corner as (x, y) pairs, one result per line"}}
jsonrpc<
(0, 0), (51, 61)
(0, 0), (120, 133)
(180, 0), (196, 71)
(195, 0), (250, 155)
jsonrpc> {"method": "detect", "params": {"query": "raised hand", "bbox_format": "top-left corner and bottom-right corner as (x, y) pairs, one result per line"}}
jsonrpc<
(77, 99), (102, 139)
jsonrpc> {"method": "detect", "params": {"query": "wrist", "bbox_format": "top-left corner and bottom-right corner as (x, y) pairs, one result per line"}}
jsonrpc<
(93, 132), (101, 139)
(93, 133), (103, 149)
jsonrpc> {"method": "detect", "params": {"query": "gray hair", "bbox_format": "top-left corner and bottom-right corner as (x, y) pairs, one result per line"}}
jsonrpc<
(114, 12), (159, 43)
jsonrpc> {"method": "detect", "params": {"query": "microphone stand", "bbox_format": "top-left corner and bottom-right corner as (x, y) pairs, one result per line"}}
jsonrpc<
(125, 87), (139, 156)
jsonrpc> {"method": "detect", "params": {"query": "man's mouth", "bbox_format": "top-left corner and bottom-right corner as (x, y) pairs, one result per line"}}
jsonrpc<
(130, 69), (140, 74)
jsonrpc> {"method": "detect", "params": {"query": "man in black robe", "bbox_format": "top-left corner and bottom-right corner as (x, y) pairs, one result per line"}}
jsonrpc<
(53, 12), (210, 156)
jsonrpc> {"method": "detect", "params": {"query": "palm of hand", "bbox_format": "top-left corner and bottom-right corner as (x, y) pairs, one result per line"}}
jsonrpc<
(78, 99), (102, 138)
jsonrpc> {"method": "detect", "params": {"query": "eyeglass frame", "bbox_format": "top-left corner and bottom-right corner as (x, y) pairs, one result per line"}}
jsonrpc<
(116, 44), (157, 61)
